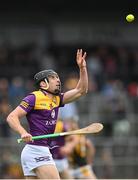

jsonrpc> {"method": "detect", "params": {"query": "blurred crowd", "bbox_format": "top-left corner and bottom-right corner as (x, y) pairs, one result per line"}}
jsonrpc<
(0, 42), (138, 90)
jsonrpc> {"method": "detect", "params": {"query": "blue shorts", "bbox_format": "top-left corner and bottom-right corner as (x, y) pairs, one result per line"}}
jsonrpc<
(21, 144), (56, 176)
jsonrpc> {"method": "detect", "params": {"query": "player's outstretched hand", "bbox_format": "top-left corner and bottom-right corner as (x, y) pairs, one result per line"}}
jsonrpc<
(76, 49), (87, 68)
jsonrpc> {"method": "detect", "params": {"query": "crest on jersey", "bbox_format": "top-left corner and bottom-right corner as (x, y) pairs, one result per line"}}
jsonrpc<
(51, 109), (55, 118)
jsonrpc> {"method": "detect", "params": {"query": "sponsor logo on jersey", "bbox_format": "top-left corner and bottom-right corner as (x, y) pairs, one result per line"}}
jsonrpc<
(45, 119), (56, 126)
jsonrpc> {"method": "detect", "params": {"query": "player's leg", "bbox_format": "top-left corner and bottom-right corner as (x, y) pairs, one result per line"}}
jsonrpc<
(34, 164), (60, 179)
(21, 144), (59, 178)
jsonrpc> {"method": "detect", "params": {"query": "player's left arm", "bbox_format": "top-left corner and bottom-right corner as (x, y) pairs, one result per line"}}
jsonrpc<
(63, 49), (88, 104)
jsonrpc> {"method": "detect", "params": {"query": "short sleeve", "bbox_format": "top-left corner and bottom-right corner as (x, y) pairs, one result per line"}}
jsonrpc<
(59, 93), (65, 107)
(19, 94), (35, 113)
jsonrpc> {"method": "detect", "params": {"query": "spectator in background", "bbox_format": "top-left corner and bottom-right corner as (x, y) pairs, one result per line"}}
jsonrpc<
(0, 45), (9, 66)
(127, 81), (138, 114)
(131, 50), (138, 82)
(117, 47), (129, 83)
(0, 149), (23, 179)
(87, 52), (103, 90)
(104, 54), (117, 79)
(9, 76), (26, 107)
(127, 82), (138, 97)
(24, 79), (35, 94)
(101, 79), (127, 136)
(100, 146), (113, 179)
(0, 78), (9, 100)
(0, 97), (12, 137)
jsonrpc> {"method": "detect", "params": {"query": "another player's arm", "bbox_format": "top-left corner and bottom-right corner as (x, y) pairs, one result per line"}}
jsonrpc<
(63, 49), (88, 104)
(60, 135), (79, 156)
(86, 138), (96, 165)
(6, 106), (32, 142)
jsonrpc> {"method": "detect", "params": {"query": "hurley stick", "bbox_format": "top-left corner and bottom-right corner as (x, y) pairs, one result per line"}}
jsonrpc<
(17, 122), (103, 143)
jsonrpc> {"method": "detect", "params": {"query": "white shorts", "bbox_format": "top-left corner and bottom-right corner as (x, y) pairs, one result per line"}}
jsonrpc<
(54, 158), (69, 172)
(21, 144), (56, 176)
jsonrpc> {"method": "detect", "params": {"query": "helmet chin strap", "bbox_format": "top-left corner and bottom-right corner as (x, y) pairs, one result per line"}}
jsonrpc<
(44, 78), (49, 89)
(40, 78), (60, 95)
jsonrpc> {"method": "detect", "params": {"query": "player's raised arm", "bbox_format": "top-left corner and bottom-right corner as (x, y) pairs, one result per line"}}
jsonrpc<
(63, 49), (88, 104)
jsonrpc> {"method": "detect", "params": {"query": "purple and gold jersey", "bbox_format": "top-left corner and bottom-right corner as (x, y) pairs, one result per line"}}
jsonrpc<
(50, 120), (69, 159)
(19, 89), (64, 147)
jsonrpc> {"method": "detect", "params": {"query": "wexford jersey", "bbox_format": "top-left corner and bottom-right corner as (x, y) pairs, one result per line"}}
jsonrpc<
(19, 89), (64, 147)
(50, 120), (69, 159)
